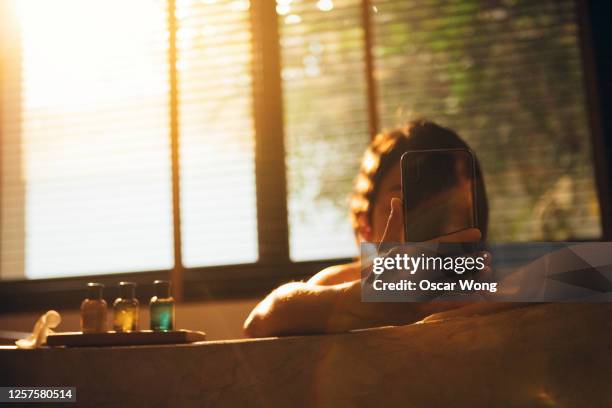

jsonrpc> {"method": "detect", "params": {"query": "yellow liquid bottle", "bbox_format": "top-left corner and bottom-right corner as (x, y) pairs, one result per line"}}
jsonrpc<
(113, 282), (139, 332)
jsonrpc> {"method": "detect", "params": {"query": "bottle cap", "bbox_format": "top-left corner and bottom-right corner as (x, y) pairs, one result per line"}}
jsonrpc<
(87, 282), (104, 300)
(119, 281), (137, 299)
(154, 280), (171, 298)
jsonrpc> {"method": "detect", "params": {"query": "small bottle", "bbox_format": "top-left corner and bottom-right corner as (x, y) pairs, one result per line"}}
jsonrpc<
(81, 283), (107, 333)
(150, 280), (175, 332)
(113, 282), (139, 332)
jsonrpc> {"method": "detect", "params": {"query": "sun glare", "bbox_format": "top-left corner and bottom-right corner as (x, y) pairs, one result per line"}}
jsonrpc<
(7, 0), (174, 278)
(14, 0), (168, 108)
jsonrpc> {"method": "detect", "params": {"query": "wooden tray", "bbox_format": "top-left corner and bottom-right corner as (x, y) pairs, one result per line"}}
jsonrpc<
(46, 330), (206, 347)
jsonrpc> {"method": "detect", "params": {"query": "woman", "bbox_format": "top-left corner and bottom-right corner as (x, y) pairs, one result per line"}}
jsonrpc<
(243, 120), (497, 337)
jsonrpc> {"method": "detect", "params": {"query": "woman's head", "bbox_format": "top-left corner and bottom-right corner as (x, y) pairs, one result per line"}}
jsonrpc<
(350, 119), (489, 242)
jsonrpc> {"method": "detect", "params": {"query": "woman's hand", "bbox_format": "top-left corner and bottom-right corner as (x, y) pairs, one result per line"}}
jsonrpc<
(379, 197), (404, 243)
(381, 197), (481, 244)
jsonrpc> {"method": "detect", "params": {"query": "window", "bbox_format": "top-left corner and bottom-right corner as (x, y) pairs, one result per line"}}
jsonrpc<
(284, 0), (601, 261)
(0, 0), (604, 285)
(279, 0), (370, 261)
(0, 0), (174, 279)
(372, 0), (601, 241)
(176, 0), (258, 267)
(0, 0), (257, 280)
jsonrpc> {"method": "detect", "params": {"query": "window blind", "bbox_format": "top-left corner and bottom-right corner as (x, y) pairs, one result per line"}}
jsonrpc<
(176, 0), (258, 267)
(0, 0), (174, 279)
(279, 0), (370, 261)
(372, 0), (600, 241)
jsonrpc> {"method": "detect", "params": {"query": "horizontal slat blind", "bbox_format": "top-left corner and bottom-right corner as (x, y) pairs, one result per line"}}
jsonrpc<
(176, 0), (258, 266)
(0, 0), (174, 279)
(280, 0), (370, 261)
(373, 0), (601, 241)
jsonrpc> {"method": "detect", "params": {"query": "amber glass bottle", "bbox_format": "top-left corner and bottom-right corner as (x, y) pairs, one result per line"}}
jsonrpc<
(81, 283), (108, 333)
(113, 282), (139, 332)
(150, 280), (175, 331)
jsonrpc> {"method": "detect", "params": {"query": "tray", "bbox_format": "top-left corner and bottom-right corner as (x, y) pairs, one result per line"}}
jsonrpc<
(46, 330), (206, 347)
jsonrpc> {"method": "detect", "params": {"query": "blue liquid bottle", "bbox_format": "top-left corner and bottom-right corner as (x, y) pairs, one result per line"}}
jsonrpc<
(150, 280), (175, 332)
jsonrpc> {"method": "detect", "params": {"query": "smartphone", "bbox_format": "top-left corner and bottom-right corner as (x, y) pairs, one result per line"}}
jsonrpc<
(401, 148), (478, 242)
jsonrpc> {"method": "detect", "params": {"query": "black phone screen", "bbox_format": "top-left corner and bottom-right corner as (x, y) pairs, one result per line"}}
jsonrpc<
(401, 148), (478, 242)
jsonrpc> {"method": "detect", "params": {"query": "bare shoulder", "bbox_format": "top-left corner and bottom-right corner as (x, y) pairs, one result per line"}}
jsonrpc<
(307, 261), (361, 286)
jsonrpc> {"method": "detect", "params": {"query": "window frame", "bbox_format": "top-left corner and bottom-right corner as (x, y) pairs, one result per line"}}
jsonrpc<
(0, 0), (609, 313)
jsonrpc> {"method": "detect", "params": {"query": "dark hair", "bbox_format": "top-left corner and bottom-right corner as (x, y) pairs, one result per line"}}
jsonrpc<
(350, 119), (489, 239)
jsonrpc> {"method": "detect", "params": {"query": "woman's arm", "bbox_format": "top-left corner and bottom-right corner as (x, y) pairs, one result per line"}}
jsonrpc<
(243, 200), (483, 337)
(243, 279), (468, 337)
